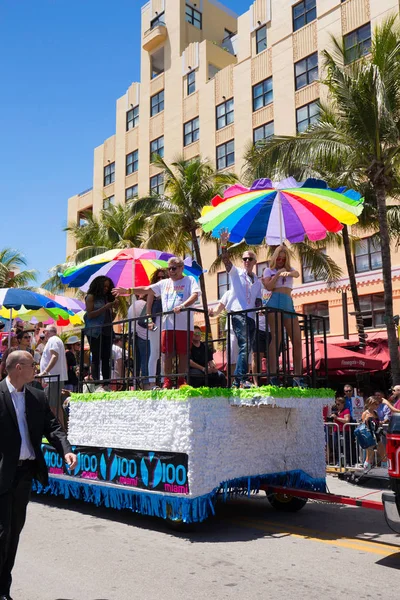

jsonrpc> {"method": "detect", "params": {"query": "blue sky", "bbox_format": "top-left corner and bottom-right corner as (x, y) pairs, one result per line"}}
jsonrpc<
(0, 0), (250, 285)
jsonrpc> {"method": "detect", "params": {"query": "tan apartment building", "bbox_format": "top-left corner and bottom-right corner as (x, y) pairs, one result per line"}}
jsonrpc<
(66, 0), (400, 346)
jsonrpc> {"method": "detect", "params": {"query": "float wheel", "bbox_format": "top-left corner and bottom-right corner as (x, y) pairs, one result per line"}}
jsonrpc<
(266, 491), (308, 512)
(165, 504), (197, 532)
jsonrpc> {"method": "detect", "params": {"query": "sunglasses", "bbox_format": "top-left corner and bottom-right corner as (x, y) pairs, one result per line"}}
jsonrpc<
(22, 335), (31, 339)
(21, 361), (38, 368)
(242, 257), (254, 262)
(157, 274), (166, 280)
(168, 266), (182, 271)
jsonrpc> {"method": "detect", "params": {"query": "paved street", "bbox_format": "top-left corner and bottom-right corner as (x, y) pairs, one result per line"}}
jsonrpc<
(12, 475), (400, 600)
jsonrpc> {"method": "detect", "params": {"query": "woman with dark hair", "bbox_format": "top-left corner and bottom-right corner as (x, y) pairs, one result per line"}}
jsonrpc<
(84, 276), (117, 383)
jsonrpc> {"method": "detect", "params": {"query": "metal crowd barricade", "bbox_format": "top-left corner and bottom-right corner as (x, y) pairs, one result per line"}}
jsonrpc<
(342, 422), (364, 469)
(324, 422), (342, 468)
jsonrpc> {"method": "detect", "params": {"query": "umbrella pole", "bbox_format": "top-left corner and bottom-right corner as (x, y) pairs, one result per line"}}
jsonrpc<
(278, 191), (283, 244)
(8, 309), (12, 348)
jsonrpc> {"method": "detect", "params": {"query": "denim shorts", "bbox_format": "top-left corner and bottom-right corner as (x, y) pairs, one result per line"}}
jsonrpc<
(266, 292), (296, 315)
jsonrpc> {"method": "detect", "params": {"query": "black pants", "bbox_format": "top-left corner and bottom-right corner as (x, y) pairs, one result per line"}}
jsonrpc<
(0, 461), (35, 595)
(189, 368), (227, 388)
(88, 334), (112, 381)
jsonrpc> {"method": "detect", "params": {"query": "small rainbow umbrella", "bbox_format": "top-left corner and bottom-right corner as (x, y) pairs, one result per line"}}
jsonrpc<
(0, 288), (83, 338)
(199, 177), (364, 245)
(60, 248), (204, 290)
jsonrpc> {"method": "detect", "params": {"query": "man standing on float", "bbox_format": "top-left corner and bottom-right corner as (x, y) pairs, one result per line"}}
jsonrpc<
(219, 229), (262, 388)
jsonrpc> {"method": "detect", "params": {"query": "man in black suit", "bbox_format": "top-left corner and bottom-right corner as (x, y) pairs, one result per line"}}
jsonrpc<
(0, 350), (77, 600)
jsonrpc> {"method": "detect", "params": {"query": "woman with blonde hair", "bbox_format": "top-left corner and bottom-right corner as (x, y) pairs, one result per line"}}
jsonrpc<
(262, 245), (302, 386)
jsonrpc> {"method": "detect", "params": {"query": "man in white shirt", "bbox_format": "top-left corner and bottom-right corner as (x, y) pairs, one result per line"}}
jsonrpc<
(38, 325), (68, 424)
(113, 257), (201, 389)
(219, 230), (262, 387)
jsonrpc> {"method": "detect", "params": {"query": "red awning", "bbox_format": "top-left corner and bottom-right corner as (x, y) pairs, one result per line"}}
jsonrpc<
(305, 341), (383, 373)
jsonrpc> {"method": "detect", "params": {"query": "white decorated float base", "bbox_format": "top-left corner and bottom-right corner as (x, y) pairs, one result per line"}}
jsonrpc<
(33, 388), (333, 523)
(67, 390), (329, 497)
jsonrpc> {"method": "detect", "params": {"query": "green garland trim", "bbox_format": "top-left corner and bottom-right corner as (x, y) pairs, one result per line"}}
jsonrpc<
(70, 385), (335, 403)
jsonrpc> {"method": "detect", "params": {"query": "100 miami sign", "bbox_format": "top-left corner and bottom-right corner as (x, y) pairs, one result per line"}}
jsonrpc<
(42, 444), (189, 494)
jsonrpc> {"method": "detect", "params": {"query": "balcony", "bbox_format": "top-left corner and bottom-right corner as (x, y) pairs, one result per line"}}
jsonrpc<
(143, 21), (167, 52)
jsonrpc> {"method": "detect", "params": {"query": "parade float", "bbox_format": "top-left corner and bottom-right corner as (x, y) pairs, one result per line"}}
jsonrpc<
(34, 385), (335, 523)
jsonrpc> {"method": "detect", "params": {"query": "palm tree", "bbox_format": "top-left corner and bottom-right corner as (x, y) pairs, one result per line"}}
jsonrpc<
(132, 156), (237, 330)
(0, 248), (37, 288)
(244, 17), (400, 382)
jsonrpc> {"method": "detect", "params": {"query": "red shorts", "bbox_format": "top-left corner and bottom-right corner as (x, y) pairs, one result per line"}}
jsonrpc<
(161, 330), (193, 355)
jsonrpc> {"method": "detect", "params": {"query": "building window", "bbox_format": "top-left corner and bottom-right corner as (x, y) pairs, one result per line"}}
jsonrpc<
(126, 106), (139, 131)
(293, 0), (316, 33)
(150, 136), (164, 161)
(150, 11), (165, 28)
(104, 162), (115, 186)
(184, 117), (200, 146)
(354, 237), (382, 273)
(185, 4), (202, 29)
(253, 77), (273, 111)
(295, 52), (318, 90)
(296, 100), (319, 133)
(360, 294), (385, 329)
(126, 150), (139, 176)
(256, 261), (269, 278)
(151, 47), (164, 79)
(303, 301), (330, 334)
(150, 173), (164, 195)
(103, 195), (114, 210)
(256, 25), (267, 54)
(125, 185), (138, 201)
(217, 272), (230, 299)
(301, 248), (326, 283)
(216, 140), (234, 170)
(253, 122), (274, 144)
(216, 98), (234, 130)
(150, 90), (164, 116)
(187, 71), (196, 95)
(344, 23), (371, 63)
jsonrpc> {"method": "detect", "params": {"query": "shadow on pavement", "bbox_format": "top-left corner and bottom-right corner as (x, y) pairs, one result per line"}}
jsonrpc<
(31, 489), (400, 551)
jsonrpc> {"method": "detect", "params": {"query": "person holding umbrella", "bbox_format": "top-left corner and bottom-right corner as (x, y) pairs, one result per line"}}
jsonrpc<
(219, 230), (262, 388)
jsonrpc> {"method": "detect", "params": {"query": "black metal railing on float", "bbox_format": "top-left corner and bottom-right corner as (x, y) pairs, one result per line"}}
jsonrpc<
(78, 306), (328, 392)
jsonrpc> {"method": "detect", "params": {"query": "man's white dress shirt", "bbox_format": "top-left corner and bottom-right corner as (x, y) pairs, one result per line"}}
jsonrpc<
(6, 378), (35, 460)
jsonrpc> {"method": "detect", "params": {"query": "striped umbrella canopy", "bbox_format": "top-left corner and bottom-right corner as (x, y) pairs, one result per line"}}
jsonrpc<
(35, 288), (85, 313)
(0, 288), (83, 326)
(199, 178), (364, 245)
(60, 248), (204, 290)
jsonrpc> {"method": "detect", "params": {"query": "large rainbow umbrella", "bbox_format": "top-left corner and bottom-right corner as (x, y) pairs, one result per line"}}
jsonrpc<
(60, 248), (204, 290)
(199, 177), (365, 245)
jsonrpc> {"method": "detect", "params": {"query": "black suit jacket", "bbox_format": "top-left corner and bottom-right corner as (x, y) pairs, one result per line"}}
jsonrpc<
(0, 378), (72, 495)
